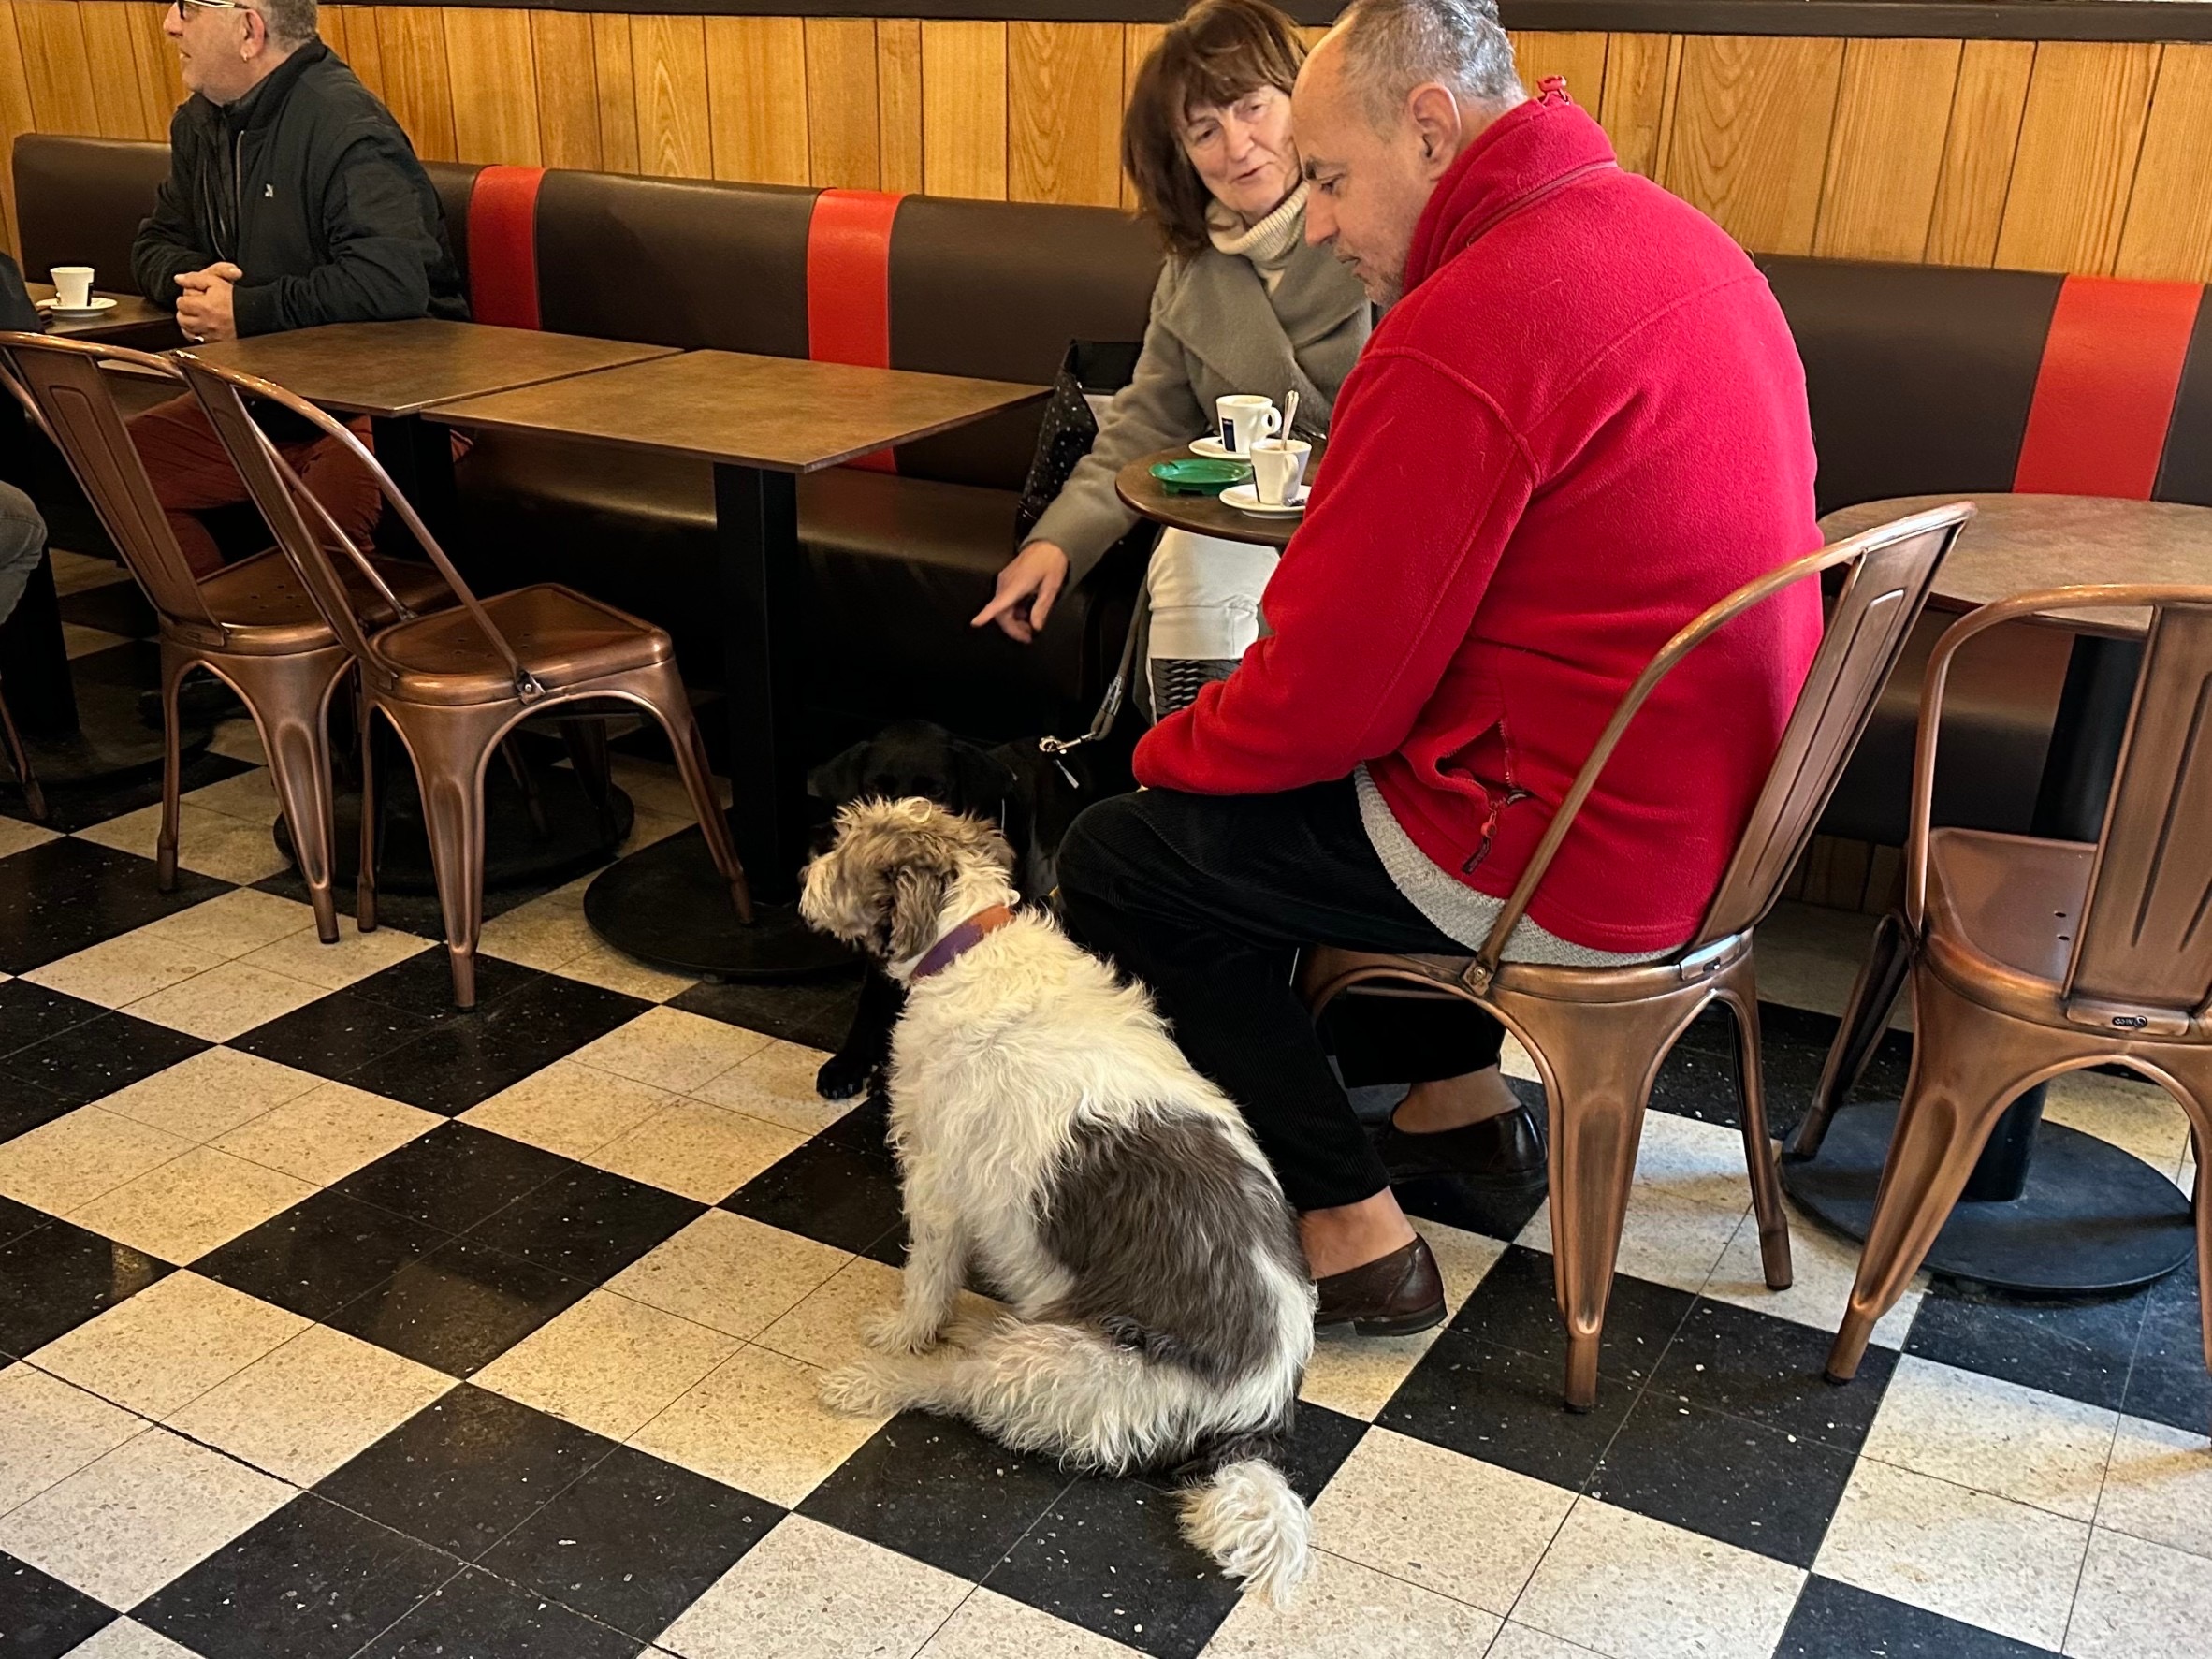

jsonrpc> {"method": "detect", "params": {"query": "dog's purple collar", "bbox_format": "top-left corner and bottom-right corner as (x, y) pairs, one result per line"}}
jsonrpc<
(910, 903), (1017, 981)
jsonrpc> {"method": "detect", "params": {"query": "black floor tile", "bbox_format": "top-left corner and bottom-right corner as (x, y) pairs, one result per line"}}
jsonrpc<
(346, 978), (649, 1116)
(465, 1164), (703, 1284)
(0, 981), (107, 1064)
(326, 1235), (595, 1378)
(2122, 1263), (2212, 1436)
(233, 986), (434, 1085)
(672, 971), (865, 1054)
(0, 1194), (50, 1250)
(0, 1075), (75, 1143)
(0, 1550), (116, 1659)
(1906, 1279), (2150, 1414)
(315, 1386), (618, 1563)
(0, 1218), (171, 1355)
(331, 1124), (575, 1236)
(1589, 1392), (1858, 1566)
(196, 1188), (452, 1322)
(1660, 1298), (1898, 1450)
(800, 1413), (1071, 1580)
(1449, 1244), (1695, 1388)
(30, 744), (250, 837)
(722, 1105), (906, 1260)
(1269, 1402), (1368, 1503)
(0, 1009), (210, 1113)
(1392, 1171), (1552, 1244)
(339, 950), (545, 1022)
(355, 1567), (637, 1659)
(1378, 1330), (1636, 1491)
(482, 1443), (779, 1640)
(135, 1493), (457, 1659)
(1775, 1574), (2060, 1657)
(984, 1475), (1240, 1659)
(0, 836), (229, 973)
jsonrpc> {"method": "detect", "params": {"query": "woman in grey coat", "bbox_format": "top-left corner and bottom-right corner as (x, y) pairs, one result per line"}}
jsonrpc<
(972, 0), (1370, 716)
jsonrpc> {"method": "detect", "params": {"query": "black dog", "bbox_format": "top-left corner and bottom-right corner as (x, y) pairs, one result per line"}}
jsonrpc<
(808, 720), (1096, 1100)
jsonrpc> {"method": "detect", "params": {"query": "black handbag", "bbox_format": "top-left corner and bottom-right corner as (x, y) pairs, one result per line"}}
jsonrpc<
(1013, 338), (1142, 546)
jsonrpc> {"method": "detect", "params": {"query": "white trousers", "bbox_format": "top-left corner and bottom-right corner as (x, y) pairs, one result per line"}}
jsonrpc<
(1145, 527), (1280, 663)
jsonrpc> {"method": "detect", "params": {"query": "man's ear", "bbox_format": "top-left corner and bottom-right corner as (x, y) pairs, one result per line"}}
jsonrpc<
(808, 740), (872, 804)
(1406, 81), (1465, 178)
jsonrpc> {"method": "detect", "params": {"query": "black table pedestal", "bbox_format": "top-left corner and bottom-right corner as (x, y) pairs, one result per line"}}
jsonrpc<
(1783, 629), (2194, 1295)
(583, 463), (853, 982)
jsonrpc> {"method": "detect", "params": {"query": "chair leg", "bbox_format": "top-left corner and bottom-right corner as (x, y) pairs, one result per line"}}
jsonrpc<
(1718, 962), (1791, 1290)
(501, 738), (550, 841)
(1500, 989), (1695, 1411)
(155, 647), (192, 894)
(1789, 910), (1914, 1160)
(0, 674), (45, 823)
(226, 654), (345, 945)
(562, 717), (618, 837)
(649, 675), (751, 923)
(395, 707), (502, 1011)
(1827, 971), (2046, 1384)
(357, 695), (382, 934)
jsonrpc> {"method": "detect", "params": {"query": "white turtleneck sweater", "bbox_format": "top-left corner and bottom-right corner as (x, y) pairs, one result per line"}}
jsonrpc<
(1207, 182), (1310, 296)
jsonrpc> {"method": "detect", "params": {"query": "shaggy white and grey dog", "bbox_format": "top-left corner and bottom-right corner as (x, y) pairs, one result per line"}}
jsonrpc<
(798, 797), (1317, 1604)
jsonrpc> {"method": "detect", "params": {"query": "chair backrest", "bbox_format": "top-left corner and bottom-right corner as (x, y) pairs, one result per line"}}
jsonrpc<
(0, 331), (215, 627)
(1907, 584), (2212, 1025)
(168, 351), (540, 699)
(2071, 603), (2212, 1018)
(1695, 505), (1969, 947)
(1471, 502), (1972, 979)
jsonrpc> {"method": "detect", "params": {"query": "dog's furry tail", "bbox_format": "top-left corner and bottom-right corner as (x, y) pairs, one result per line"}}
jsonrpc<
(1176, 1445), (1310, 1607)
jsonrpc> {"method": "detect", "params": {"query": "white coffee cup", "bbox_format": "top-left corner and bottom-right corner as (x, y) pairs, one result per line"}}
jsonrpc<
(1215, 394), (1281, 457)
(1249, 437), (1311, 505)
(51, 266), (94, 310)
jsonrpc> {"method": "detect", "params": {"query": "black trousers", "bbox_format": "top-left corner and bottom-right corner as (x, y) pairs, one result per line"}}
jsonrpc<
(1056, 778), (1507, 1213)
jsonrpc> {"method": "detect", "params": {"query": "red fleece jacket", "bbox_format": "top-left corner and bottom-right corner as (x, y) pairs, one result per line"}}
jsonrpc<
(1133, 95), (1823, 954)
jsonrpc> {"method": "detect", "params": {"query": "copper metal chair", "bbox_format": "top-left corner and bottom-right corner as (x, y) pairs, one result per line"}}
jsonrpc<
(172, 351), (750, 1009)
(1304, 503), (1972, 1410)
(0, 331), (448, 939)
(1798, 581), (2212, 1388)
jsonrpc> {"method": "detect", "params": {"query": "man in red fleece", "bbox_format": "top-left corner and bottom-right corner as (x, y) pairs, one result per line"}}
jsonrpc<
(1055, 0), (1822, 1332)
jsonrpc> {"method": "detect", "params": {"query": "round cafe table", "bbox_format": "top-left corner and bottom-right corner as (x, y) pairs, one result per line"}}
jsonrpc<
(1783, 492), (2209, 1294)
(1116, 445), (1306, 551)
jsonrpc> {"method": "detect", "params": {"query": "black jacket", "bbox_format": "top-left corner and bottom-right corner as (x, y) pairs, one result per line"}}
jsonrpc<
(0, 253), (38, 333)
(132, 39), (467, 337)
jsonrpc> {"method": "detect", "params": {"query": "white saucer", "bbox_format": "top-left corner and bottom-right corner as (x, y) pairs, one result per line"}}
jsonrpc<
(39, 296), (118, 318)
(1190, 436), (1254, 461)
(1221, 483), (1308, 516)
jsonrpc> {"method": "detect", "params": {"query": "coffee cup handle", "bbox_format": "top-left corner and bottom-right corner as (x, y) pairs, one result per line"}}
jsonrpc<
(1259, 408), (1282, 438)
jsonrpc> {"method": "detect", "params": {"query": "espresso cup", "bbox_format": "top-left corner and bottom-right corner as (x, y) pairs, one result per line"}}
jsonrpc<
(1215, 394), (1281, 457)
(51, 266), (94, 310)
(1249, 437), (1311, 505)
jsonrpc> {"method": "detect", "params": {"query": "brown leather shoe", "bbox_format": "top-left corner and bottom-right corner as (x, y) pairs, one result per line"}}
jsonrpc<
(1314, 1236), (1446, 1336)
(1374, 1102), (1546, 1187)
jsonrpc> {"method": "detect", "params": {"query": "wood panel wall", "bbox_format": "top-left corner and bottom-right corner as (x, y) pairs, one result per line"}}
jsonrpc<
(4, 2), (2212, 284)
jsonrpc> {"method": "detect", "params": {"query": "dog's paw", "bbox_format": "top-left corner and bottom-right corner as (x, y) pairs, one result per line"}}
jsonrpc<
(815, 1050), (879, 1102)
(863, 1309), (943, 1356)
(821, 1359), (907, 1418)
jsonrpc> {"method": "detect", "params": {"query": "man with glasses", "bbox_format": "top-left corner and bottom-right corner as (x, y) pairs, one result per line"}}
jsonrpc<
(128, 0), (465, 578)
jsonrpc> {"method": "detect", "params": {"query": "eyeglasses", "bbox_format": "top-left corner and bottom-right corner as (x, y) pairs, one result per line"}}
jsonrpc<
(172, 0), (253, 17)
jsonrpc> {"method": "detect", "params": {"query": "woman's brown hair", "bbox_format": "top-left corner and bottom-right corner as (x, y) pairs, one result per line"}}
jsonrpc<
(1122, 0), (1310, 259)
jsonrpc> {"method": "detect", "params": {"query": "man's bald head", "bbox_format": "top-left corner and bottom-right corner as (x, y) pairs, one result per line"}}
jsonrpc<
(1293, 0), (1521, 303)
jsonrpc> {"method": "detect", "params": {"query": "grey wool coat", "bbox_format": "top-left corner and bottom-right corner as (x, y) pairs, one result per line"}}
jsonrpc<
(1025, 225), (1372, 586)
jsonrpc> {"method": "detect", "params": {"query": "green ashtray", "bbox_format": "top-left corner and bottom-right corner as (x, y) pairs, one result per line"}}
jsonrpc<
(1151, 457), (1252, 495)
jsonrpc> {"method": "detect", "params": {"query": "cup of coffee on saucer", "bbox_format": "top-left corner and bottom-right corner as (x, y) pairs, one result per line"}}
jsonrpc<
(1215, 394), (1281, 458)
(1249, 437), (1311, 506)
(51, 266), (95, 310)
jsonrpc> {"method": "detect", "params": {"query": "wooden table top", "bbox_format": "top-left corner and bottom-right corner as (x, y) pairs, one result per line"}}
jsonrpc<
(1116, 445), (1308, 549)
(1820, 493), (2212, 640)
(427, 350), (1046, 473)
(26, 284), (174, 342)
(182, 319), (680, 417)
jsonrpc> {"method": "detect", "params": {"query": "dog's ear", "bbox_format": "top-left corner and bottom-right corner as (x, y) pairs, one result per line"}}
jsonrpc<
(887, 853), (957, 962)
(808, 740), (872, 804)
(950, 740), (1018, 817)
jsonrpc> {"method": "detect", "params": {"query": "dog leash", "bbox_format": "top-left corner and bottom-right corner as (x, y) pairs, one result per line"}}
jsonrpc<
(1037, 582), (1148, 786)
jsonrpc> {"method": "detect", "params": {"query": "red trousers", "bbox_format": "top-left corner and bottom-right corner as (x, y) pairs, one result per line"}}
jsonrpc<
(128, 393), (384, 576)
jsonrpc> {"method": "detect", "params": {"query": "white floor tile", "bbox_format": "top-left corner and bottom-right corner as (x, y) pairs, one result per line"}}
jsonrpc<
(2095, 1415), (2212, 1561)
(1860, 1356), (2117, 1520)
(1202, 1548), (1501, 1655)
(2064, 1527), (2212, 1658)
(26, 1271), (308, 1420)
(0, 1367), (145, 1517)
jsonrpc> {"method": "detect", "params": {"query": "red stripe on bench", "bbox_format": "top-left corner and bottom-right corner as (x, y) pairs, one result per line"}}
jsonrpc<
(2014, 275), (2202, 500)
(466, 166), (546, 331)
(808, 188), (906, 473)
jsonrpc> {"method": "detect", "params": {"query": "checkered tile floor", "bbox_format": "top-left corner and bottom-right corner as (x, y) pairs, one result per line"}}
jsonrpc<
(3, 552), (2211, 1659)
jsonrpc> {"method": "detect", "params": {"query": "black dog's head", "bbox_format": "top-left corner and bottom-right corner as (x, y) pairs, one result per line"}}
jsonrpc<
(808, 720), (1017, 819)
